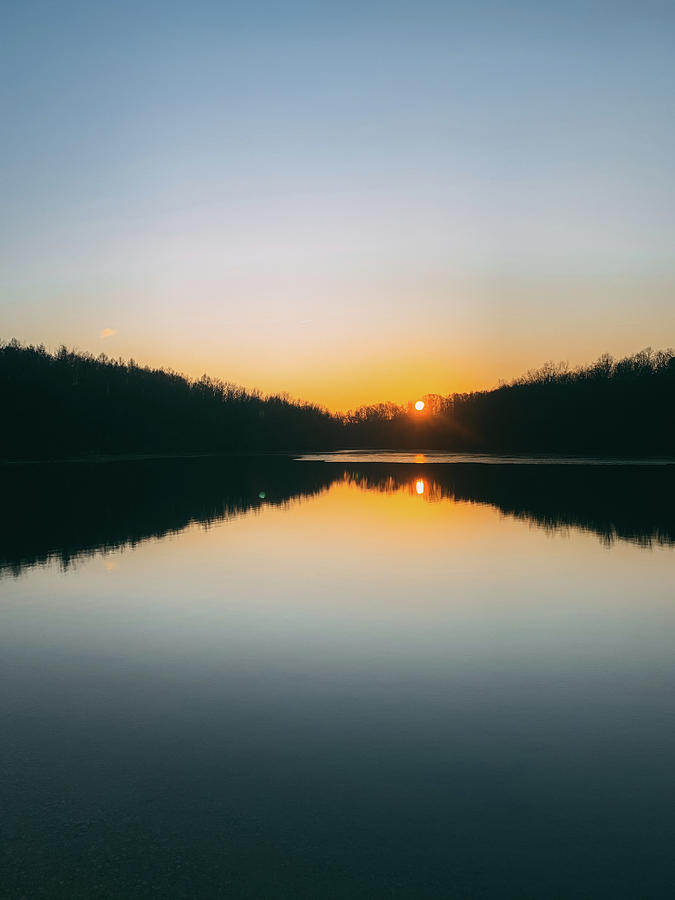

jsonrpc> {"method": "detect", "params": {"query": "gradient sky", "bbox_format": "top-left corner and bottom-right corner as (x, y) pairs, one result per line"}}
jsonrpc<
(2, 0), (674, 410)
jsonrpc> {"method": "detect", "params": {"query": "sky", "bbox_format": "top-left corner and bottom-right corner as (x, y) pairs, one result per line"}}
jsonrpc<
(2, 0), (674, 410)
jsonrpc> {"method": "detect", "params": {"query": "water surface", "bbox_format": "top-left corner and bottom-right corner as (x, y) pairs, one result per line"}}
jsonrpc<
(1, 456), (674, 898)
(299, 450), (675, 465)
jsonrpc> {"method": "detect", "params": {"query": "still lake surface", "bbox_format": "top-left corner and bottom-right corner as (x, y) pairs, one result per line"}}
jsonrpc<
(1, 453), (674, 898)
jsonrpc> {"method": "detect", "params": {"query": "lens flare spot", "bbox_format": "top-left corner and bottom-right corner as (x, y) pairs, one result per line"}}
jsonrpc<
(416, 480), (425, 495)
(414, 400), (425, 411)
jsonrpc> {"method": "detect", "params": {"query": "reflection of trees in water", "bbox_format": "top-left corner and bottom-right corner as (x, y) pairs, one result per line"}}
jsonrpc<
(343, 473), (449, 503)
(0, 457), (334, 576)
(342, 463), (675, 549)
(1, 459), (674, 575)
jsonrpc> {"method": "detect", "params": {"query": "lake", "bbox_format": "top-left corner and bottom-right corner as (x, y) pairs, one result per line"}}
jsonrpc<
(1, 454), (675, 898)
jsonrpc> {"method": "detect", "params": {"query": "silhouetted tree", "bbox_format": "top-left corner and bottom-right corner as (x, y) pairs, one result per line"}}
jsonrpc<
(1, 341), (673, 458)
(341, 348), (675, 456)
(0, 340), (341, 458)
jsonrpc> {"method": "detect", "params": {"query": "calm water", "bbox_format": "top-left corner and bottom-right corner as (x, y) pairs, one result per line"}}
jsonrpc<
(1, 455), (675, 898)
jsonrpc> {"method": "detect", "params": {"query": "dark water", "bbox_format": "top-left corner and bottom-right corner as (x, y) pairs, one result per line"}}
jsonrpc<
(1, 455), (674, 898)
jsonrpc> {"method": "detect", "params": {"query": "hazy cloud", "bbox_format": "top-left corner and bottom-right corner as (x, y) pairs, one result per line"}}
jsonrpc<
(100, 328), (117, 339)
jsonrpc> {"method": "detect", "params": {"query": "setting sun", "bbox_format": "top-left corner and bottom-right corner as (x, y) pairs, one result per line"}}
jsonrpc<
(416, 480), (425, 494)
(414, 400), (425, 411)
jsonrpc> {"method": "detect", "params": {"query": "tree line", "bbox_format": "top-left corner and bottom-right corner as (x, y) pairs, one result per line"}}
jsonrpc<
(344, 348), (675, 455)
(1, 339), (674, 458)
(0, 339), (341, 458)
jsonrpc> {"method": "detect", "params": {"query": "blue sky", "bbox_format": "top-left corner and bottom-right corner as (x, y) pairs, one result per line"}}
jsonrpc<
(2, 0), (674, 407)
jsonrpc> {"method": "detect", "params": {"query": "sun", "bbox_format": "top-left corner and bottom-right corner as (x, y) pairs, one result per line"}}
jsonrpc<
(414, 400), (425, 411)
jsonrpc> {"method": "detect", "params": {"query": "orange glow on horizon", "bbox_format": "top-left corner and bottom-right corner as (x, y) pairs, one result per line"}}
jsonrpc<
(25, 328), (670, 414)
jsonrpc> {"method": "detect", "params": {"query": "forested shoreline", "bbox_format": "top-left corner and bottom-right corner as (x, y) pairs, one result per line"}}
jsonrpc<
(2, 340), (674, 459)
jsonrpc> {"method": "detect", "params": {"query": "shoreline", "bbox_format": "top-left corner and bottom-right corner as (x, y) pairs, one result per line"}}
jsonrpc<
(2, 449), (675, 467)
